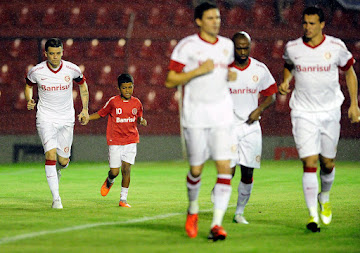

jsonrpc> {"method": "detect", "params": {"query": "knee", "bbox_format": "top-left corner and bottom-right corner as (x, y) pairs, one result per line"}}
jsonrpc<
(301, 156), (318, 169)
(240, 166), (254, 184)
(109, 169), (120, 178)
(58, 158), (70, 167)
(320, 158), (335, 173)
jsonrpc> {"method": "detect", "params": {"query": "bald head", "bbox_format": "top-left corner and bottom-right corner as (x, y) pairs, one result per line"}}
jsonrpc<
(232, 31), (251, 66)
(232, 31), (251, 44)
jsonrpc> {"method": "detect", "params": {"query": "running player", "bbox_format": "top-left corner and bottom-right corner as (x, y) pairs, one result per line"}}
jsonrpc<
(165, 2), (235, 241)
(86, 74), (147, 208)
(25, 38), (89, 209)
(228, 31), (277, 224)
(278, 6), (360, 232)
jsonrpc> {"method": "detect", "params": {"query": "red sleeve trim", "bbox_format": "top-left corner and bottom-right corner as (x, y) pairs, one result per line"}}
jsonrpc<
(339, 57), (355, 71)
(168, 60), (185, 73)
(76, 75), (86, 85)
(25, 77), (36, 86)
(260, 83), (278, 96)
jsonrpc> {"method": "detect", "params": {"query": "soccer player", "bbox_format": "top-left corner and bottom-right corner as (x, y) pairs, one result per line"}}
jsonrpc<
(278, 6), (360, 232)
(25, 38), (89, 209)
(165, 2), (235, 241)
(85, 74), (147, 208)
(228, 31), (278, 224)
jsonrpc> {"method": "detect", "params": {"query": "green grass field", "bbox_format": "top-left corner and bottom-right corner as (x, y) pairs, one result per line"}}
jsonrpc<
(0, 160), (359, 253)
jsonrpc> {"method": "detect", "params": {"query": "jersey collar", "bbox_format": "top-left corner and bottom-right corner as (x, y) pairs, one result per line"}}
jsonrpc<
(302, 34), (326, 49)
(46, 60), (63, 74)
(231, 58), (251, 71)
(197, 33), (219, 45)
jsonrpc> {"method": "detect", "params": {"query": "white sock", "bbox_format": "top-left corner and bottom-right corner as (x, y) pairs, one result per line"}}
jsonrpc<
(211, 174), (232, 228)
(120, 187), (129, 202)
(235, 181), (253, 215)
(187, 172), (201, 214)
(108, 177), (115, 184)
(302, 170), (318, 218)
(45, 160), (60, 201)
(319, 167), (335, 203)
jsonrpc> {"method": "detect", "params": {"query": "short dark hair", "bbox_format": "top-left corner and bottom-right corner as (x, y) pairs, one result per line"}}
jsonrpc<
(194, 2), (218, 20)
(117, 73), (134, 88)
(232, 31), (251, 44)
(303, 6), (325, 23)
(45, 38), (63, 52)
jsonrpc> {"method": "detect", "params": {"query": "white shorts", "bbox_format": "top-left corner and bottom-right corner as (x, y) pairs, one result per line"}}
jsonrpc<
(291, 108), (341, 159)
(36, 121), (74, 158)
(184, 126), (236, 166)
(108, 143), (137, 168)
(230, 121), (262, 169)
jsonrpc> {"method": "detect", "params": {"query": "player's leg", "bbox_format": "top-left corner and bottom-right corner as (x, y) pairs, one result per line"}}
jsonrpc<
(57, 156), (70, 183)
(184, 128), (208, 238)
(118, 143), (137, 207)
(234, 165), (254, 224)
(208, 126), (234, 241)
(56, 123), (73, 185)
(101, 145), (121, 197)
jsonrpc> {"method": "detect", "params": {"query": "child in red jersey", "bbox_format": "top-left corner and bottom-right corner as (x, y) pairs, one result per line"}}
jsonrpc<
(87, 74), (147, 207)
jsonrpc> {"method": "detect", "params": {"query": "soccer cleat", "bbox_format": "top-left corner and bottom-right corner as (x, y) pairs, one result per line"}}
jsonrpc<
(306, 216), (320, 232)
(119, 201), (131, 208)
(208, 225), (227, 241)
(233, 214), (249, 224)
(318, 194), (332, 225)
(100, 178), (113, 196)
(52, 197), (63, 209)
(185, 213), (198, 238)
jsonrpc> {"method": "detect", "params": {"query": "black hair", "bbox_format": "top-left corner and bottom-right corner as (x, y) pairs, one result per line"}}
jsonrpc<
(232, 31), (251, 43)
(45, 38), (63, 52)
(194, 2), (218, 20)
(303, 6), (325, 23)
(117, 73), (134, 89)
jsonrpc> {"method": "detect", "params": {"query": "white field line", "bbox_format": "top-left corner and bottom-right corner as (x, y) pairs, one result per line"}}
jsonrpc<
(0, 205), (235, 245)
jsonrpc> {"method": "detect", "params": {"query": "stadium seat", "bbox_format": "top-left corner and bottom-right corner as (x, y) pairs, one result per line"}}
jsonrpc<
(98, 65), (116, 86)
(147, 7), (162, 26)
(14, 90), (27, 111)
(250, 40), (269, 62)
(68, 6), (91, 27)
(149, 64), (167, 86)
(16, 6), (39, 27)
(223, 6), (248, 27)
(139, 39), (157, 59)
(41, 6), (64, 28)
(350, 41), (360, 61)
(113, 39), (127, 58)
(173, 7), (193, 27)
(127, 63), (148, 86)
(89, 89), (106, 112)
(271, 40), (285, 59)
(331, 8), (353, 28)
(0, 64), (14, 86)
(95, 6), (113, 27)
(168, 89), (181, 113)
(0, 6), (13, 27)
(275, 93), (291, 113)
(63, 38), (84, 60)
(85, 39), (105, 59)
(252, 4), (274, 28)
(142, 88), (164, 113)
(165, 39), (178, 58)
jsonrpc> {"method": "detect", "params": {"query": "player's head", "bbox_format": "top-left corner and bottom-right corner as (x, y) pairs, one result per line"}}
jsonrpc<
(194, 2), (220, 37)
(302, 7), (325, 41)
(118, 74), (134, 100)
(232, 31), (251, 65)
(44, 38), (63, 68)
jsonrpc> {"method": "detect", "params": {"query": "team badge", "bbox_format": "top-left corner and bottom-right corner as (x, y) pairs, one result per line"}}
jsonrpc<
(256, 155), (261, 163)
(252, 75), (259, 82)
(324, 52), (331, 60)
(64, 75), (70, 82)
(132, 108), (137, 115)
(64, 147), (69, 153)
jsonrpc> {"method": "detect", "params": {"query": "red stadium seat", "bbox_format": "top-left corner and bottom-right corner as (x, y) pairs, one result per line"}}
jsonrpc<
(68, 6), (91, 27)
(252, 4), (274, 28)
(95, 7), (112, 27)
(250, 40), (268, 62)
(17, 6), (39, 27)
(168, 89), (181, 113)
(41, 6), (64, 28)
(128, 63), (148, 86)
(85, 39), (105, 59)
(98, 65), (116, 86)
(271, 40), (285, 59)
(142, 88), (163, 113)
(165, 39), (178, 58)
(14, 90), (27, 111)
(0, 6), (13, 27)
(113, 39), (127, 58)
(0, 64), (14, 86)
(275, 93), (290, 113)
(223, 6), (248, 27)
(173, 7), (193, 27)
(89, 89), (106, 112)
(139, 39), (157, 59)
(63, 38), (84, 61)
(331, 9), (353, 28)
(149, 64), (166, 86)
(147, 7), (162, 26)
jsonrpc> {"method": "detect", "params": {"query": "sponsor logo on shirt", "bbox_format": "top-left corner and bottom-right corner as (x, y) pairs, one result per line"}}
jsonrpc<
(116, 117), (136, 123)
(41, 84), (70, 91)
(229, 87), (258, 94)
(295, 64), (331, 72)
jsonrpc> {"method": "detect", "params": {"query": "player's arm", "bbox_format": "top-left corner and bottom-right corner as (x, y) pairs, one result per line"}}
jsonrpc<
(88, 112), (101, 121)
(78, 81), (90, 125)
(165, 59), (214, 88)
(137, 117), (147, 126)
(278, 63), (294, 95)
(24, 84), (36, 110)
(345, 66), (360, 123)
(246, 94), (276, 124)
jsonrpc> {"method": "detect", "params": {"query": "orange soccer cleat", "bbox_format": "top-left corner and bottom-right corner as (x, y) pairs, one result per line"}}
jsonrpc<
(100, 178), (113, 196)
(207, 225), (227, 242)
(185, 213), (198, 238)
(119, 201), (131, 208)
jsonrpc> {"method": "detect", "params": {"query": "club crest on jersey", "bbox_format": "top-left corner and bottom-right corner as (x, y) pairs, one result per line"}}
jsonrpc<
(256, 155), (261, 163)
(252, 75), (259, 83)
(324, 52), (331, 60)
(64, 75), (70, 82)
(64, 147), (69, 153)
(132, 108), (137, 115)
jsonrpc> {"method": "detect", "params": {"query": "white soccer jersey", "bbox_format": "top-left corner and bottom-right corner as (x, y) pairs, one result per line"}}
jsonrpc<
(169, 34), (234, 128)
(228, 58), (277, 124)
(26, 60), (85, 123)
(283, 35), (355, 112)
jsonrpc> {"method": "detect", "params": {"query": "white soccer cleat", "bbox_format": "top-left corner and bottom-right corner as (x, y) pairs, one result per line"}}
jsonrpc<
(233, 214), (249, 224)
(52, 197), (63, 209)
(318, 194), (332, 225)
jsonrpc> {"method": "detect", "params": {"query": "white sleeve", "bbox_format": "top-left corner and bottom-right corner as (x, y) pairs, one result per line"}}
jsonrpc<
(260, 65), (276, 91)
(337, 40), (353, 68)
(283, 43), (293, 65)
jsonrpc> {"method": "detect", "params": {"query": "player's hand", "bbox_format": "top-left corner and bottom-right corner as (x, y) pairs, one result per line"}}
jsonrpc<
(197, 59), (214, 76)
(246, 108), (262, 124)
(78, 109), (89, 125)
(278, 82), (291, 95)
(348, 105), (360, 123)
(26, 99), (36, 110)
(227, 70), (237, 81)
(139, 117), (147, 126)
